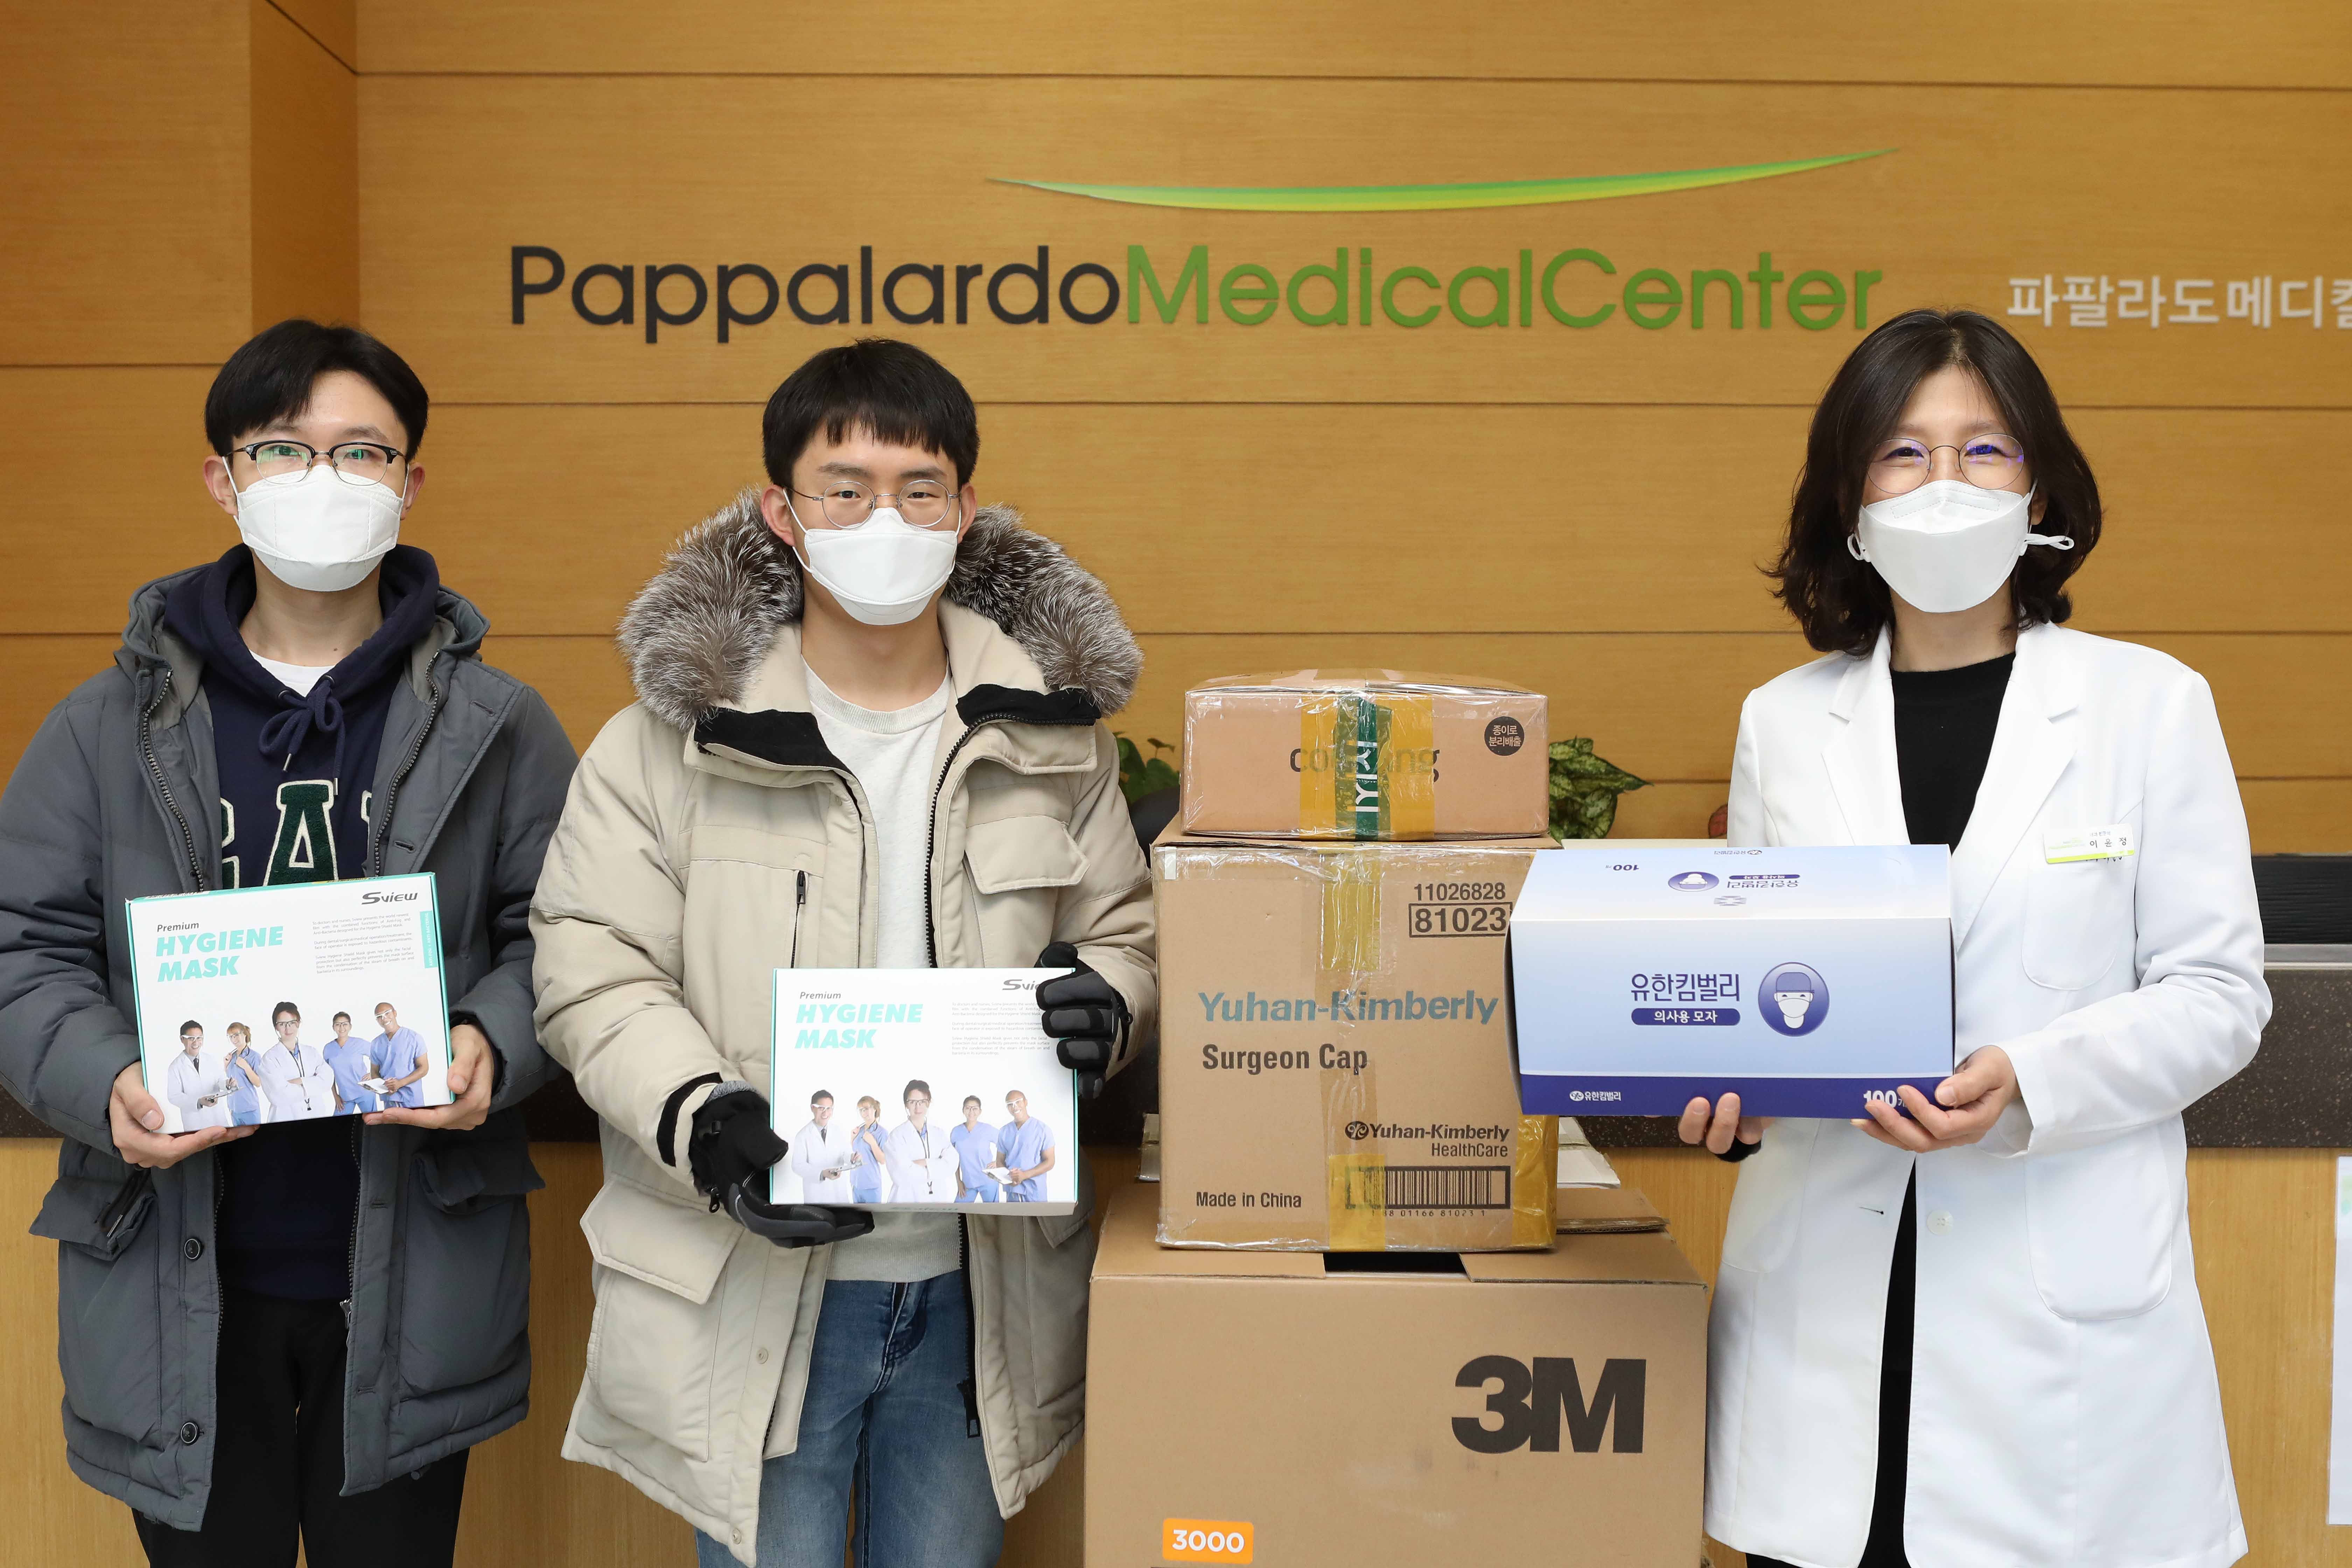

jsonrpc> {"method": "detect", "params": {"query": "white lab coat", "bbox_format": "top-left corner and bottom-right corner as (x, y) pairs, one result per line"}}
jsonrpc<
(787, 1119), (856, 1203)
(164, 1051), (230, 1131)
(883, 1120), (958, 1203)
(255, 1041), (338, 1122)
(1708, 623), (2269, 1568)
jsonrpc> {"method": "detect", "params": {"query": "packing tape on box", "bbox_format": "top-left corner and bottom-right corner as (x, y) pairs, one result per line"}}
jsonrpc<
(1303, 843), (1556, 1251)
(1297, 692), (1438, 840)
(1159, 839), (1558, 1250)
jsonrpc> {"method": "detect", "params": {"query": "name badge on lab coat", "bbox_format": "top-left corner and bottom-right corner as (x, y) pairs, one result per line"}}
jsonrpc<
(2044, 825), (2135, 863)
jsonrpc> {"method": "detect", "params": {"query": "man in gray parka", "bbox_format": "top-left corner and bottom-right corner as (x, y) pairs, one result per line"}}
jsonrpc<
(0, 320), (576, 1566)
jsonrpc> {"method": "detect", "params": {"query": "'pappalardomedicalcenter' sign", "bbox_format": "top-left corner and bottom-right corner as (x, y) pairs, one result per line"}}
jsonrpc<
(507, 150), (1896, 343)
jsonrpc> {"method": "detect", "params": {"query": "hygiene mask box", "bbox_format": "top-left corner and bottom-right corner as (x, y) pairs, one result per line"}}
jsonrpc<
(126, 874), (455, 1132)
(1180, 670), (1549, 839)
(1508, 845), (1953, 1119)
(1155, 827), (1559, 1251)
(768, 967), (1079, 1214)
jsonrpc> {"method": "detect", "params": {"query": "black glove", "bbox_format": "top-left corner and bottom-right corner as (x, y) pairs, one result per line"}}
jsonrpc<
(689, 1087), (876, 1250)
(687, 1088), (788, 1208)
(1037, 941), (1128, 1101)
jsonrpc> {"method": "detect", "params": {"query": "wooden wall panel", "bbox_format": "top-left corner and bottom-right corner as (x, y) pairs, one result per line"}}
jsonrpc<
(250, 0), (359, 330)
(358, 76), (2352, 408)
(0, 5), (249, 365)
(16, 392), (2348, 644)
(2242, 781), (2352, 856)
(272, 0), (357, 70)
(7, 629), (2343, 852)
(173, 402), (2349, 642)
(357, 1), (2352, 89)
(0, 370), (230, 635)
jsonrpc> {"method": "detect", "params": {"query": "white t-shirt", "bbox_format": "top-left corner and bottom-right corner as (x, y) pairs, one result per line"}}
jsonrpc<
(252, 654), (331, 696)
(806, 667), (962, 1283)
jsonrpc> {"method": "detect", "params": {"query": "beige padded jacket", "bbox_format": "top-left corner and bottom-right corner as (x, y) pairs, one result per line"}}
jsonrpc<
(528, 497), (1157, 1563)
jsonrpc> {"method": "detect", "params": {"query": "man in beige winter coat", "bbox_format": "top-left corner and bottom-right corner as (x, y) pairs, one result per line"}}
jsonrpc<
(530, 340), (1156, 1567)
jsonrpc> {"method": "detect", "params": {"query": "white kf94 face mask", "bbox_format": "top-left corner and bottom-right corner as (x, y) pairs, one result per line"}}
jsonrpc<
(793, 506), (961, 626)
(1848, 479), (2073, 614)
(229, 464), (406, 592)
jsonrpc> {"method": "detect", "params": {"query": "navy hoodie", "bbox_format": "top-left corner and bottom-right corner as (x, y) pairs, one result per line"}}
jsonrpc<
(163, 544), (440, 1300)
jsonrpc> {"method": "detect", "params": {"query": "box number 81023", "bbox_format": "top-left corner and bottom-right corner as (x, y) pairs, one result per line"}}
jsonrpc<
(1408, 903), (1510, 937)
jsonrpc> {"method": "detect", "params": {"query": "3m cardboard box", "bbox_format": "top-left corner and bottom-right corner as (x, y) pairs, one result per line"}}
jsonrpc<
(1181, 670), (1548, 839)
(1510, 843), (1955, 1118)
(1156, 828), (1558, 1250)
(1086, 1181), (1707, 1567)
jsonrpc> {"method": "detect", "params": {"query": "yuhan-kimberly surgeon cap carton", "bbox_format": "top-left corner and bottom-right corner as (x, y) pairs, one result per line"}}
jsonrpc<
(1508, 845), (1954, 1119)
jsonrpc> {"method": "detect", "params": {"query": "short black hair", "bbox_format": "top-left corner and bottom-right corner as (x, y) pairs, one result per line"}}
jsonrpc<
(204, 319), (430, 458)
(904, 1078), (932, 1104)
(812, 1091), (833, 1105)
(1768, 308), (2101, 656)
(272, 1002), (301, 1024)
(332, 1011), (351, 1024)
(762, 339), (979, 489)
(180, 1020), (203, 1037)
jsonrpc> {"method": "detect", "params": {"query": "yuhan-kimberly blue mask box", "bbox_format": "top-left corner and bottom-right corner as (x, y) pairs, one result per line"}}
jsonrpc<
(1508, 845), (1953, 1118)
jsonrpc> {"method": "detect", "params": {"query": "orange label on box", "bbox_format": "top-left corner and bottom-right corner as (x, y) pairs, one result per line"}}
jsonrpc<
(1163, 1518), (1254, 1562)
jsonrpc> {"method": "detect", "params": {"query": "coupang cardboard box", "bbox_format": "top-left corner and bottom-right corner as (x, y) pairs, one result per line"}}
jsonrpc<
(1086, 1180), (1707, 1568)
(1155, 827), (1558, 1250)
(1509, 844), (1955, 1118)
(1180, 670), (1548, 839)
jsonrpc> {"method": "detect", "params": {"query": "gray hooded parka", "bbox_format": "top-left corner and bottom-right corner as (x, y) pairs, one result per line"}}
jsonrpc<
(0, 562), (576, 1528)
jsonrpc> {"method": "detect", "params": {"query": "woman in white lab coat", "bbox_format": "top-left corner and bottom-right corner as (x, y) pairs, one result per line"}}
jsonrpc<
(1681, 308), (2269, 1568)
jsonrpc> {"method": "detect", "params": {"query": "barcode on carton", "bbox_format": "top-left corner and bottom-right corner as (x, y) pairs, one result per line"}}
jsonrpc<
(1348, 1164), (1512, 1211)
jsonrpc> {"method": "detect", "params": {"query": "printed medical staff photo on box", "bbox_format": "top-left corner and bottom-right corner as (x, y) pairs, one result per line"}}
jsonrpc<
(126, 873), (454, 1132)
(769, 967), (1080, 1214)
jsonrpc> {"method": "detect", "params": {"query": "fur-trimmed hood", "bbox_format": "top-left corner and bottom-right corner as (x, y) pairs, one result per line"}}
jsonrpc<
(617, 491), (1142, 731)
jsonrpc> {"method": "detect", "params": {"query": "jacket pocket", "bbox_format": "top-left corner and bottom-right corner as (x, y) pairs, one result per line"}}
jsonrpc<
(1717, 1138), (1806, 1274)
(2021, 850), (2136, 992)
(965, 816), (1088, 894)
(34, 1173), (163, 1442)
(983, 1210), (1095, 1424)
(32, 1171), (152, 1260)
(398, 1138), (542, 1394)
(2026, 1125), (2180, 1321)
(686, 827), (824, 975)
(581, 1179), (741, 1464)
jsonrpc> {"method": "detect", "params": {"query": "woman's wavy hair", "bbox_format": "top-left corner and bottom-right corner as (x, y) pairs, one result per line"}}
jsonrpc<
(1768, 308), (2101, 654)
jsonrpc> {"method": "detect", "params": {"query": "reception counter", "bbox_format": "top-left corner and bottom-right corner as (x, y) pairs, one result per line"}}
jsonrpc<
(0, 951), (2344, 1566)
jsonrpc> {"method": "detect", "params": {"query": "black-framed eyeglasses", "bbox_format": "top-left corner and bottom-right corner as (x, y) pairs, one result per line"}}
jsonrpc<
(788, 478), (960, 531)
(231, 439), (411, 486)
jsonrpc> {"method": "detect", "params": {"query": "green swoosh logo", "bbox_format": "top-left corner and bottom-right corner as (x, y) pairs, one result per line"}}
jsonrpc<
(998, 149), (1891, 213)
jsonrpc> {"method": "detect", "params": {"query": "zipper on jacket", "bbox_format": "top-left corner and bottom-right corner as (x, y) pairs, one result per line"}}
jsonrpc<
(789, 870), (807, 966)
(368, 675), (446, 877)
(343, 1114), (363, 1340)
(920, 717), (1016, 968)
(138, 667), (209, 891)
(955, 1215), (981, 1438)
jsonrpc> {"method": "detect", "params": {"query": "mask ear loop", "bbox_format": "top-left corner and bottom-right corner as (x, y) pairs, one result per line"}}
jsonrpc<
(1846, 532), (1869, 561)
(2021, 533), (2077, 553)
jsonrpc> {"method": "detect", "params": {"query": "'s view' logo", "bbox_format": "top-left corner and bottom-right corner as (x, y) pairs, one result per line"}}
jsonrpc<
(1452, 1355), (1645, 1454)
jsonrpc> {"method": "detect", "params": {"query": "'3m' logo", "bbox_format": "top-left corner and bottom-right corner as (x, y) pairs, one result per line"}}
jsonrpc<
(1451, 1356), (1645, 1454)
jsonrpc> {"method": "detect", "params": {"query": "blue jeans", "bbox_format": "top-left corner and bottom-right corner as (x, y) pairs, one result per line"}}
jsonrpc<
(695, 1274), (1001, 1568)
